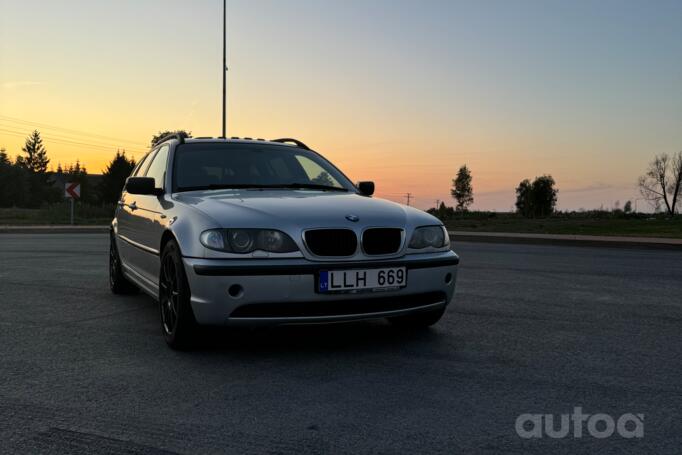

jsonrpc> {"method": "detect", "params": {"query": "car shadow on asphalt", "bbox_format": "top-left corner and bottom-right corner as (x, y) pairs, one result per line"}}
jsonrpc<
(186, 321), (450, 356)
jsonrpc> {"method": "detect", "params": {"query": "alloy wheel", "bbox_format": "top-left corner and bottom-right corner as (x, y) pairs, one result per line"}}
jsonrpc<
(160, 254), (180, 336)
(109, 241), (118, 288)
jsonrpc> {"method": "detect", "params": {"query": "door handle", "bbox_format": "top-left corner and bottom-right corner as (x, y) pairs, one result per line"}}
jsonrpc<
(128, 202), (138, 211)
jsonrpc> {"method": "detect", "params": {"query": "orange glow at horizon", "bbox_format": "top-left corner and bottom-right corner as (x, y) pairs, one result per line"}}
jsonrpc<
(1, 0), (680, 210)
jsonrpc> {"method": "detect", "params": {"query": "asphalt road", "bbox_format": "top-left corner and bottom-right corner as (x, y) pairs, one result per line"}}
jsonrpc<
(1, 234), (681, 454)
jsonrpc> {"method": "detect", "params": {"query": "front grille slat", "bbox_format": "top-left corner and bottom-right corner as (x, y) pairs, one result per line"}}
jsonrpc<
(304, 229), (357, 257)
(362, 228), (402, 255)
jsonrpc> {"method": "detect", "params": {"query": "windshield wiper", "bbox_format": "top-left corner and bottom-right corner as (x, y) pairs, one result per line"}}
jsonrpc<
(175, 183), (348, 192)
(266, 183), (348, 192)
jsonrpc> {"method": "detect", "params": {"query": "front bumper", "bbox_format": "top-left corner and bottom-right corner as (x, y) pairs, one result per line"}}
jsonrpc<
(182, 251), (459, 326)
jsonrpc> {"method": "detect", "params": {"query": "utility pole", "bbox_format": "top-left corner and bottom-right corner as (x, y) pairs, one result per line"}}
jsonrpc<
(435, 199), (440, 210)
(405, 193), (412, 206)
(221, 0), (227, 138)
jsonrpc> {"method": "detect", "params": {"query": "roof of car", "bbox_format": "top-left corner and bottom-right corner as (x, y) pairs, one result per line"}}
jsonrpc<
(186, 138), (281, 145)
(155, 135), (310, 150)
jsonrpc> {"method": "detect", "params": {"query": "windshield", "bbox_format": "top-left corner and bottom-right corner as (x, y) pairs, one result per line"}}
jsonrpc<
(172, 142), (355, 192)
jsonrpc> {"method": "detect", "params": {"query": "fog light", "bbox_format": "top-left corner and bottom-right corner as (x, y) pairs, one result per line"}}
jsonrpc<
(228, 284), (244, 298)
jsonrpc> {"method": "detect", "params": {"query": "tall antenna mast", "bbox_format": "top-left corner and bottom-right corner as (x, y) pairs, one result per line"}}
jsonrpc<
(221, 0), (227, 138)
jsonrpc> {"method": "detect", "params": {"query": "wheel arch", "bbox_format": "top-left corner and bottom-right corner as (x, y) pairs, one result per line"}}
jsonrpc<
(160, 229), (180, 256)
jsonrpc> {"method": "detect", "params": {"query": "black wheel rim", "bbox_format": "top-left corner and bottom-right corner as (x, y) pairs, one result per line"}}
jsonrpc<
(160, 255), (180, 336)
(109, 241), (118, 288)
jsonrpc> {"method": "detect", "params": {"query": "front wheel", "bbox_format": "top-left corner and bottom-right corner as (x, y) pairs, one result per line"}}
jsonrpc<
(159, 240), (197, 349)
(388, 307), (445, 328)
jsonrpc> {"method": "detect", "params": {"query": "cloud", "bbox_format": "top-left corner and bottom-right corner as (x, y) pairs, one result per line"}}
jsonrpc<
(1, 81), (44, 89)
(562, 183), (635, 193)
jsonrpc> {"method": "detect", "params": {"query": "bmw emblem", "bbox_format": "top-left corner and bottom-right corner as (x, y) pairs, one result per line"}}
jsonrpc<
(345, 214), (360, 222)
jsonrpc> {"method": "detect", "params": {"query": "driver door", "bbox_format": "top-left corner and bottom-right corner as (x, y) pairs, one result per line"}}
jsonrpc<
(122, 145), (170, 287)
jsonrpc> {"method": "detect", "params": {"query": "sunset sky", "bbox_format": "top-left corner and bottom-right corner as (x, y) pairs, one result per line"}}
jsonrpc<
(1, 0), (681, 210)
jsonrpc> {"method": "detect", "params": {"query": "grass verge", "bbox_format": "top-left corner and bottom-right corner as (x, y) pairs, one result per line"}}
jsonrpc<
(442, 212), (682, 238)
(0, 203), (114, 226)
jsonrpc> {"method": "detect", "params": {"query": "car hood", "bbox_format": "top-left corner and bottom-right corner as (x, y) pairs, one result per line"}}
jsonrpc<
(173, 189), (437, 229)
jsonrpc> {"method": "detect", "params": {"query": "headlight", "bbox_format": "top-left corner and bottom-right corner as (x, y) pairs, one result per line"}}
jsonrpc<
(200, 229), (298, 253)
(408, 226), (450, 249)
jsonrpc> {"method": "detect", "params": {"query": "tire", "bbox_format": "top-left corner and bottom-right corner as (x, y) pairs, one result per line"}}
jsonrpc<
(388, 307), (446, 329)
(110, 234), (138, 294)
(159, 240), (197, 350)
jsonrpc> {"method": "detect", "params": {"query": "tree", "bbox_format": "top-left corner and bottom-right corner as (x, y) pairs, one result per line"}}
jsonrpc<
(623, 200), (633, 214)
(311, 171), (334, 187)
(637, 152), (682, 215)
(15, 131), (59, 207)
(17, 130), (49, 173)
(531, 175), (558, 217)
(515, 175), (558, 218)
(63, 160), (95, 204)
(427, 201), (456, 220)
(515, 179), (533, 218)
(0, 147), (10, 166)
(99, 150), (137, 204)
(0, 148), (30, 207)
(451, 165), (473, 212)
(151, 130), (191, 147)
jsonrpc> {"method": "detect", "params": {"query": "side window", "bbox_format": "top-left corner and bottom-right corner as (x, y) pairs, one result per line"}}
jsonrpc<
(132, 153), (151, 177)
(144, 145), (170, 189)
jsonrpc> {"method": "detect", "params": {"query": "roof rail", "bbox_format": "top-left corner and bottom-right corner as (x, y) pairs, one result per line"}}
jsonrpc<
(271, 138), (310, 150)
(156, 131), (190, 145)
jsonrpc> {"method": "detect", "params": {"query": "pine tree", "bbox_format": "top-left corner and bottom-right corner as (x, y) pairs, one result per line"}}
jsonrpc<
(0, 147), (10, 165)
(15, 131), (59, 206)
(99, 150), (137, 204)
(18, 130), (50, 173)
(64, 159), (93, 203)
(451, 165), (474, 212)
(0, 147), (30, 207)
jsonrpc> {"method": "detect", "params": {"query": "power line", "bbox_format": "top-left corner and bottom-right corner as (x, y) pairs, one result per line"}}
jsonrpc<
(0, 127), (145, 154)
(0, 125), (146, 154)
(0, 128), (146, 156)
(0, 115), (148, 148)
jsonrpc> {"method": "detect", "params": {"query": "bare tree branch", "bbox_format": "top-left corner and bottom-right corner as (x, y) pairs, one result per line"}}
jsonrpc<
(638, 153), (679, 215)
(668, 151), (682, 214)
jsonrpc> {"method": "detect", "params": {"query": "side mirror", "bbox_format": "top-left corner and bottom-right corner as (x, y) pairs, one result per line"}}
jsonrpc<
(357, 181), (375, 196)
(126, 177), (160, 195)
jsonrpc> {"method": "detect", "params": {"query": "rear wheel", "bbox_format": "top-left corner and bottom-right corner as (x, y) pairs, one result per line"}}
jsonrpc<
(109, 234), (137, 294)
(388, 307), (445, 328)
(159, 240), (197, 350)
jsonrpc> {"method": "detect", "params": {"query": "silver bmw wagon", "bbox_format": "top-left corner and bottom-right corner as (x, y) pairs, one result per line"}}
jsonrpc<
(110, 134), (459, 348)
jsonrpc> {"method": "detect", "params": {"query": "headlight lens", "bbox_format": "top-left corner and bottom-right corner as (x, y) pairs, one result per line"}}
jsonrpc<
(228, 230), (255, 253)
(200, 229), (298, 253)
(408, 226), (449, 249)
(200, 230), (226, 250)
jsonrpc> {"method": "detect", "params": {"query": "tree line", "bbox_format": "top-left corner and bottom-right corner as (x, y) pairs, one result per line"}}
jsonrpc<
(433, 151), (681, 219)
(0, 130), (136, 208)
(433, 164), (559, 218)
(3, 129), (679, 217)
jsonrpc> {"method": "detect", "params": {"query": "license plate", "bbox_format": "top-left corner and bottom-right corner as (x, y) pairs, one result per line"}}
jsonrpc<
(318, 267), (407, 293)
